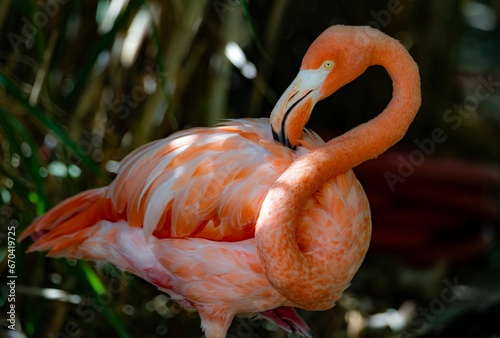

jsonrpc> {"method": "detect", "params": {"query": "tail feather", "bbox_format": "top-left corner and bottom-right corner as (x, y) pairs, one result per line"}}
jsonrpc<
(42, 227), (97, 258)
(19, 187), (119, 256)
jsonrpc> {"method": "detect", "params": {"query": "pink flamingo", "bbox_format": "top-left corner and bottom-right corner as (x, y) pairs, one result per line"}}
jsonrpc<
(20, 25), (421, 338)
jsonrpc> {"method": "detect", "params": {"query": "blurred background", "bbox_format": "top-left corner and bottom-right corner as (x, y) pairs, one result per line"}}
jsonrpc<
(1, 0), (500, 337)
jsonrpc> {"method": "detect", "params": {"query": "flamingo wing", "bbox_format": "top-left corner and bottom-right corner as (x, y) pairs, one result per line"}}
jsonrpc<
(20, 118), (325, 252)
(108, 118), (303, 241)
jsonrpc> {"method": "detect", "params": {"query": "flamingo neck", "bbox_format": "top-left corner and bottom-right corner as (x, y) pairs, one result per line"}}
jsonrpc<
(317, 38), (421, 180)
(255, 37), (421, 309)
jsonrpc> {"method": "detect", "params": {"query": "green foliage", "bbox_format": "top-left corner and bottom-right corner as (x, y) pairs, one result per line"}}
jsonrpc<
(0, 0), (498, 337)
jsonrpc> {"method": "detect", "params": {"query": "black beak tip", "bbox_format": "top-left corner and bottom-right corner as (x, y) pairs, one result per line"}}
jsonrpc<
(272, 128), (280, 143)
(271, 127), (296, 150)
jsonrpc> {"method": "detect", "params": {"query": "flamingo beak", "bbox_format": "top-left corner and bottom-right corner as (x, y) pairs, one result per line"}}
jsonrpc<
(270, 69), (327, 149)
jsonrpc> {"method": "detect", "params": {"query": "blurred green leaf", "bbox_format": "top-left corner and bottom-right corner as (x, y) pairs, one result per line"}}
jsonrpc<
(143, 1), (177, 131)
(0, 74), (106, 181)
(67, 0), (142, 99)
(240, 0), (271, 62)
(68, 260), (132, 338)
(0, 107), (47, 213)
(80, 261), (107, 295)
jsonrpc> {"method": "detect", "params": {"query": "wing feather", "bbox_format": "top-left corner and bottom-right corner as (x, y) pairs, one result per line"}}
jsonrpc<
(107, 118), (325, 241)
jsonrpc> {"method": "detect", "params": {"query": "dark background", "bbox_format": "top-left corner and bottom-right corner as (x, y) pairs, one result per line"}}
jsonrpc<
(0, 0), (499, 337)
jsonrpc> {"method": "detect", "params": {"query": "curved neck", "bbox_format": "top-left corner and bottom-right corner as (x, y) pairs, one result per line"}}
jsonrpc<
(316, 38), (421, 179)
(255, 38), (421, 309)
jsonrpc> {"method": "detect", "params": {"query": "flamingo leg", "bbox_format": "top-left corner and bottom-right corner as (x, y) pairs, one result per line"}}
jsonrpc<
(198, 310), (233, 338)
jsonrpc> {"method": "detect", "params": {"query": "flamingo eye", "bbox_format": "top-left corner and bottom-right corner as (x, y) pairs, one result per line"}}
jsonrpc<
(323, 60), (334, 70)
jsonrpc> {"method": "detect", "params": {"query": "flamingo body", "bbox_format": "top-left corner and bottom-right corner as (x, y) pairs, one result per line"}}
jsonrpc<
(21, 119), (370, 336)
(20, 25), (421, 338)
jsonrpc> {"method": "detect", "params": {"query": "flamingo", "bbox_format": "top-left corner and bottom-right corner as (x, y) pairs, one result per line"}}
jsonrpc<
(19, 25), (421, 338)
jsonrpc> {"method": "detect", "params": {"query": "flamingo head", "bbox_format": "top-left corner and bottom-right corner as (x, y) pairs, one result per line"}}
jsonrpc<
(270, 25), (379, 149)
